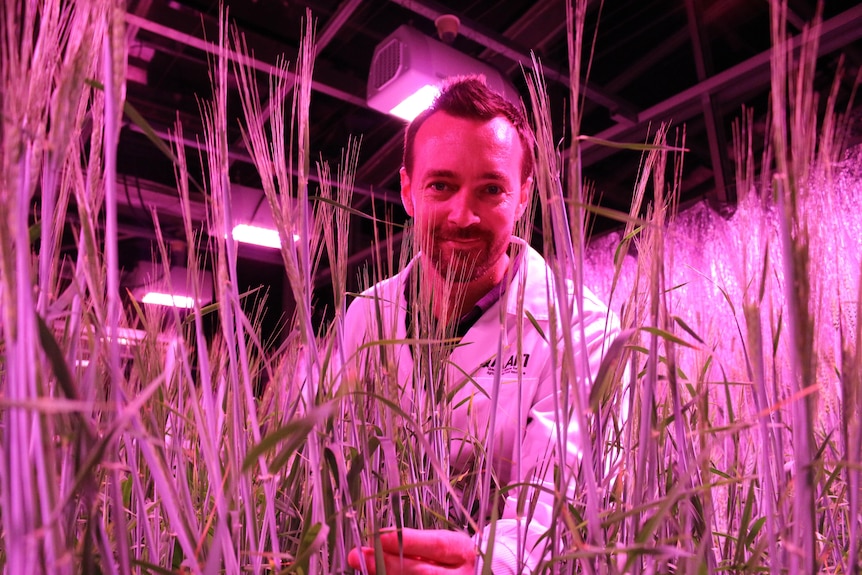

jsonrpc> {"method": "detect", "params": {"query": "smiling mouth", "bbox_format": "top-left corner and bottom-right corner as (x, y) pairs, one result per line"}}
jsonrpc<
(440, 237), (482, 248)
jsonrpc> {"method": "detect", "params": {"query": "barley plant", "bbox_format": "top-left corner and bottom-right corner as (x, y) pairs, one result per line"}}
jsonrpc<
(1, 0), (860, 573)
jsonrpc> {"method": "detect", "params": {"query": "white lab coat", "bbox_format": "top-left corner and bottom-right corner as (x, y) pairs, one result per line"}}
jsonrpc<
(340, 240), (620, 574)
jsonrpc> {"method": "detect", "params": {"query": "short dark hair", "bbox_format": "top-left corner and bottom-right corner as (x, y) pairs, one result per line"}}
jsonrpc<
(402, 76), (534, 184)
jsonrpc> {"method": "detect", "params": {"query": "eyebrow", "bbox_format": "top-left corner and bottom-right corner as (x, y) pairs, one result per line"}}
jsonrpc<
(422, 169), (458, 179)
(479, 171), (509, 181)
(422, 169), (509, 181)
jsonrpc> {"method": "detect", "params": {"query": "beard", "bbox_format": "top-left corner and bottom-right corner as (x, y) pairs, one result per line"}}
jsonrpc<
(422, 225), (510, 284)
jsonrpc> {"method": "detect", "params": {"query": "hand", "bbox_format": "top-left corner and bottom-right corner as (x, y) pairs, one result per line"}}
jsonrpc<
(347, 528), (477, 574)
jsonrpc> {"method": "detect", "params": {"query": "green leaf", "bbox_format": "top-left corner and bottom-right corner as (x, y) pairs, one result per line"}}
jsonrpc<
(747, 516), (767, 546)
(36, 313), (79, 402)
(734, 481), (756, 564)
(640, 326), (695, 348)
(282, 522), (327, 575)
(312, 195), (405, 227)
(29, 222), (41, 246)
(576, 133), (689, 153)
(613, 228), (642, 266)
(130, 559), (177, 575)
(243, 402), (334, 471)
(590, 328), (635, 411)
(773, 310), (783, 357)
(524, 309), (547, 342)
(758, 239), (770, 303)
(672, 315), (705, 344)
(380, 437), (404, 531)
(710, 467), (732, 480)
(566, 201), (652, 227)
(346, 448), (365, 507)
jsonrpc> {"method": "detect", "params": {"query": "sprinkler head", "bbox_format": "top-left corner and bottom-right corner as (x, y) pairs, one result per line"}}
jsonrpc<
(434, 14), (460, 44)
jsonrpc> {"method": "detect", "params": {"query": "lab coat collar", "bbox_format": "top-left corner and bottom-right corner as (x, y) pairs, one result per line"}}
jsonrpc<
(386, 238), (565, 323)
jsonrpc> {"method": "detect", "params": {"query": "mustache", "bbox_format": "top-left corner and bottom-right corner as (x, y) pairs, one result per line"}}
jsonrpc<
(432, 226), (486, 242)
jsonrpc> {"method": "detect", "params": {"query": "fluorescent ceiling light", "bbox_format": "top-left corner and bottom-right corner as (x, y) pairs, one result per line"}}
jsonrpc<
(231, 224), (302, 249)
(141, 292), (196, 309)
(130, 262), (213, 309)
(389, 84), (440, 121)
(232, 224), (282, 248)
(230, 184), (307, 250)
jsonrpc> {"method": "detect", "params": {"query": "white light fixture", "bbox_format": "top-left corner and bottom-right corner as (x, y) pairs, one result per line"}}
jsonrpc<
(229, 184), (305, 249)
(141, 292), (196, 309)
(232, 223), (283, 249)
(231, 225), (303, 249)
(388, 84), (441, 121)
(130, 262), (213, 309)
(367, 24), (520, 121)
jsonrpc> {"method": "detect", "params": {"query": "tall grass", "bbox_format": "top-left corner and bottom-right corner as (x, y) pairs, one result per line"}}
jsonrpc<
(1, 0), (860, 573)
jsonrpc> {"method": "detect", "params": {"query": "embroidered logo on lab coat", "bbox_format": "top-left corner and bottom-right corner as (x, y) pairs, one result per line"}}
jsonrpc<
(480, 353), (530, 376)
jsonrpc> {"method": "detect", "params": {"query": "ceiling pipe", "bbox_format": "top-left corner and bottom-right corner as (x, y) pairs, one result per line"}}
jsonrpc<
(577, 3), (862, 166)
(478, 0), (566, 61)
(385, 0), (639, 122)
(356, 2), (862, 213)
(684, 0), (731, 203)
(229, 0), (365, 164)
(125, 122), (387, 201)
(124, 12), (368, 108)
(356, 0), (637, 199)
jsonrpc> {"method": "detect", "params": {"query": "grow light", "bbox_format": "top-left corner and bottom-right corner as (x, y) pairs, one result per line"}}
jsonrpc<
(231, 224), (301, 249)
(140, 292), (196, 309)
(367, 25), (519, 121)
(129, 262), (213, 309)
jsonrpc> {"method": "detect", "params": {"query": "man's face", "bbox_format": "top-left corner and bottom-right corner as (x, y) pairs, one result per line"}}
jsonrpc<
(401, 112), (531, 283)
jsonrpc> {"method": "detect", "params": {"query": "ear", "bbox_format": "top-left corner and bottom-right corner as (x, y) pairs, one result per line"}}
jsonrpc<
(516, 176), (533, 219)
(400, 167), (414, 217)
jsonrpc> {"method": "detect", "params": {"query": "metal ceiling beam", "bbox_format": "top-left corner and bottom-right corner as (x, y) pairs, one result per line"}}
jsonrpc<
(125, 122), (381, 200)
(478, 0), (567, 65)
(685, 0), (732, 204)
(353, 132), (403, 201)
(355, 0), (621, 202)
(314, 0), (365, 55)
(124, 12), (368, 108)
(604, 0), (738, 95)
(601, 3), (817, 100)
(579, 3), (862, 167)
(386, 0), (639, 121)
(125, 0), (154, 43)
(228, 0), (365, 160)
(110, 175), (289, 267)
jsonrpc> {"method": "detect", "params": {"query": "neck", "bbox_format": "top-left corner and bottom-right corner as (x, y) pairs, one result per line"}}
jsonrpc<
(421, 253), (510, 324)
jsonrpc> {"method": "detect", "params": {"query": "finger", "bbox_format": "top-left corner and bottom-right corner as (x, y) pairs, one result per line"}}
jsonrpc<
(351, 546), (438, 575)
(379, 550), (441, 575)
(379, 529), (476, 566)
(348, 547), (376, 574)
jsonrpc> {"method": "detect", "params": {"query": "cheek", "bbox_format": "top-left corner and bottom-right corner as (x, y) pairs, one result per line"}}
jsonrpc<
(412, 201), (443, 226)
(410, 205), (439, 240)
(488, 207), (517, 229)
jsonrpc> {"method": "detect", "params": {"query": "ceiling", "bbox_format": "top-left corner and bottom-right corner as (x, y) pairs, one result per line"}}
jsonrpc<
(112, 0), (862, 329)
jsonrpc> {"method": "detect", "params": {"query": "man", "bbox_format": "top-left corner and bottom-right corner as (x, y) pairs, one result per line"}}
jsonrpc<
(342, 76), (620, 574)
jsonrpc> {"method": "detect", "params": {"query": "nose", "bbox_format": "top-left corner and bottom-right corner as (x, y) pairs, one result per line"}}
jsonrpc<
(446, 190), (480, 227)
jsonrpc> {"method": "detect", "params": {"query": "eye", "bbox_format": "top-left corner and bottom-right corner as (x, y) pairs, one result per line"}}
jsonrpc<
(428, 181), (451, 192)
(485, 184), (504, 196)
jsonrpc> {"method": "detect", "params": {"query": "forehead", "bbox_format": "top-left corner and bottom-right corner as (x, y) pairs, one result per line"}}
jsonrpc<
(411, 112), (522, 170)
